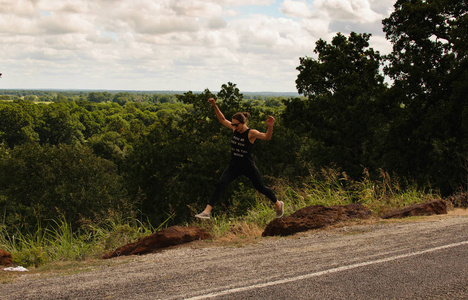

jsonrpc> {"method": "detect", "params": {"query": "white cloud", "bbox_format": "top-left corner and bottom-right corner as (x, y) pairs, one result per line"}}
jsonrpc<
(170, 1), (222, 17)
(0, 0), (395, 92)
(0, 14), (37, 35)
(314, 0), (384, 23)
(0, 0), (38, 16)
(38, 0), (89, 13)
(369, 35), (392, 55)
(301, 18), (331, 39)
(219, 0), (274, 6)
(39, 14), (92, 34)
(133, 16), (202, 35)
(281, 0), (313, 18)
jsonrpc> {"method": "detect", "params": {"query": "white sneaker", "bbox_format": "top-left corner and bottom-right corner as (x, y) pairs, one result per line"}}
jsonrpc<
(195, 212), (211, 219)
(276, 201), (284, 218)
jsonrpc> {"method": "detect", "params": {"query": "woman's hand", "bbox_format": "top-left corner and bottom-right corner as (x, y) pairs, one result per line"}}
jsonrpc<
(208, 98), (216, 106)
(266, 116), (275, 127)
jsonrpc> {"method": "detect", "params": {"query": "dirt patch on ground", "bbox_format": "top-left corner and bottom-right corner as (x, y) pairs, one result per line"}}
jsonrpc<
(447, 208), (468, 216)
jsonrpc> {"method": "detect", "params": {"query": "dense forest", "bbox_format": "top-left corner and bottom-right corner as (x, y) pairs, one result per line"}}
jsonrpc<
(0, 0), (466, 235)
(0, 85), (297, 232)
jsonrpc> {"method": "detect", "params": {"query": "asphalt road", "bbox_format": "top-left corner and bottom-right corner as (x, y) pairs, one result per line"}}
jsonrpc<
(1, 214), (467, 300)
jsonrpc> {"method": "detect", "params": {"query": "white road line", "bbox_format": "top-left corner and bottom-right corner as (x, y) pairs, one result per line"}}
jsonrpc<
(186, 240), (468, 300)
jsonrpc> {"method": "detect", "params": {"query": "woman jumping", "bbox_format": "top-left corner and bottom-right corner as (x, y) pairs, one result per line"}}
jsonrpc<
(195, 98), (284, 219)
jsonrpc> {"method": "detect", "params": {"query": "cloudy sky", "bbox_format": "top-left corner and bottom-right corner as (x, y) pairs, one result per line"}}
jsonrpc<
(0, 0), (396, 93)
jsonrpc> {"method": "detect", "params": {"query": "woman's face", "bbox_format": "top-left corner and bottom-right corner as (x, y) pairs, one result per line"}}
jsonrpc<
(231, 119), (244, 130)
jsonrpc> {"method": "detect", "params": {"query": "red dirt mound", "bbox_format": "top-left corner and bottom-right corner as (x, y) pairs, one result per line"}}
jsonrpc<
(102, 226), (211, 259)
(262, 203), (372, 237)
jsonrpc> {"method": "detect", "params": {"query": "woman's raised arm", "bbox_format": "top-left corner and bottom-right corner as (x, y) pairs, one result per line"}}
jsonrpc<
(249, 116), (275, 141)
(209, 98), (233, 130)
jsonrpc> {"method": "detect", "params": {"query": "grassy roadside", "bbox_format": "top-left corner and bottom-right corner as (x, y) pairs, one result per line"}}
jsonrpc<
(1, 210), (467, 284)
(1, 169), (462, 282)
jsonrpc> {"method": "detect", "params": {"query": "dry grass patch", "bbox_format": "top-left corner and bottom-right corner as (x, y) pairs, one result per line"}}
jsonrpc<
(447, 208), (468, 216)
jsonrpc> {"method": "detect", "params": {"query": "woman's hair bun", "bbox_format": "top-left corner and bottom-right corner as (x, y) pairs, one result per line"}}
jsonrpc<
(232, 112), (251, 123)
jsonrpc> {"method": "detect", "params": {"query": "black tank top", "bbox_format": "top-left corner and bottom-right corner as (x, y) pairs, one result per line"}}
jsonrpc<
(231, 129), (254, 164)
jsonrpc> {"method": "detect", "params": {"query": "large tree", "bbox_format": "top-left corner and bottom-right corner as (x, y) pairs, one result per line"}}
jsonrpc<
(0, 102), (40, 147)
(283, 32), (387, 178)
(382, 0), (468, 193)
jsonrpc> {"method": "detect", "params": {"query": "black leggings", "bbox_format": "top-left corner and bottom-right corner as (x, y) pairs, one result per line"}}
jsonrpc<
(208, 162), (277, 207)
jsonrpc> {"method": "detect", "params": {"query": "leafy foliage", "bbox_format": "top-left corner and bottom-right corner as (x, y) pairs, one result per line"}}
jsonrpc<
(284, 32), (387, 178)
(0, 101), (40, 147)
(0, 143), (130, 233)
(382, 0), (468, 193)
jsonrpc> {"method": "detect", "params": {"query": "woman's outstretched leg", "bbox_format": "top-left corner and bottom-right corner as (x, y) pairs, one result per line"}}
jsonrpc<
(195, 164), (240, 219)
(244, 164), (284, 218)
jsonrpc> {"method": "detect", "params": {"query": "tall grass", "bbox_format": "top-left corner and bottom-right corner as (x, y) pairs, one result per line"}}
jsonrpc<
(195, 168), (440, 239)
(0, 215), (159, 267)
(1, 168), (440, 267)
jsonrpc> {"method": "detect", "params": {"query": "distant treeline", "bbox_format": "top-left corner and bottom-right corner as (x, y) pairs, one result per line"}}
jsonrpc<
(0, 89), (297, 106)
